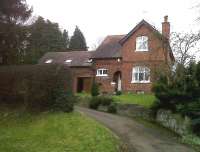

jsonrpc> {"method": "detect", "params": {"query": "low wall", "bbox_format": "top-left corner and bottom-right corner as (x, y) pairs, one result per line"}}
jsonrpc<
(98, 103), (152, 120)
(156, 109), (192, 135)
(96, 102), (192, 136)
(116, 104), (152, 120)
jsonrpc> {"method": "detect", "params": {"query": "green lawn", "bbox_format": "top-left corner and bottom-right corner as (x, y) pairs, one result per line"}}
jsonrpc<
(0, 110), (119, 152)
(113, 93), (156, 108)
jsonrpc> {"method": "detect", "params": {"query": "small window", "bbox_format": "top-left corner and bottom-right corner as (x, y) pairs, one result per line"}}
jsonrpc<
(132, 66), (150, 83)
(136, 36), (148, 51)
(45, 59), (53, 63)
(65, 59), (72, 63)
(96, 69), (108, 76)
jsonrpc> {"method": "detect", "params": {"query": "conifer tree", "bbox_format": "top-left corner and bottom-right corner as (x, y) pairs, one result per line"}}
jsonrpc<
(69, 26), (87, 51)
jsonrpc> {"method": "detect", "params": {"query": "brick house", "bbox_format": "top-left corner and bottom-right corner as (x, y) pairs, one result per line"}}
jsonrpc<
(39, 16), (174, 94)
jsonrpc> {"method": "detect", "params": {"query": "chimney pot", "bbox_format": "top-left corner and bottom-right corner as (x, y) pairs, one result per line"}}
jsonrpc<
(164, 15), (168, 22)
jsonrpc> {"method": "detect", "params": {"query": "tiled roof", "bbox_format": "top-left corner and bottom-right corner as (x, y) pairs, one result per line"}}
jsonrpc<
(39, 20), (174, 62)
(38, 51), (94, 67)
(92, 35), (125, 59)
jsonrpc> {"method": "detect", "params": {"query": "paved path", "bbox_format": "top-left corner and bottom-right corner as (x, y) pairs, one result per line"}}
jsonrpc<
(76, 106), (195, 152)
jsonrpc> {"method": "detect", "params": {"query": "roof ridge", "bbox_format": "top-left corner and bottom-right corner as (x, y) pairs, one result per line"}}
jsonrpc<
(119, 19), (163, 44)
(107, 34), (125, 37)
(46, 51), (92, 54)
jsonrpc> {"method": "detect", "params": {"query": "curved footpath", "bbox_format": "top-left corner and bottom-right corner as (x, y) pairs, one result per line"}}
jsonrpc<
(75, 106), (195, 152)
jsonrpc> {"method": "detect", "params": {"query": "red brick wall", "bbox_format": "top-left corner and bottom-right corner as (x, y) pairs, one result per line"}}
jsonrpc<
(120, 24), (170, 93)
(70, 67), (94, 93)
(94, 59), (122, 93)
(94, 24), (171, 93)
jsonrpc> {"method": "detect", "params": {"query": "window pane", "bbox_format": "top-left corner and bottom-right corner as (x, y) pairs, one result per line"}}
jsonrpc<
(139, 73), (144, 81)
(136, 36), (148, 51)
(103, 70), (107, 75)
(134, 73), (138, 81)
(144, 68), (150, 81)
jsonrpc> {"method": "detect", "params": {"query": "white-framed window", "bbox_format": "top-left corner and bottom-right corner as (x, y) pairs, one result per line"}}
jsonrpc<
(45, 59), (53, 63)
(136, 36), (148, 51)
(65, 59), (72, 63)
(96, 69), (108, 77)
(131, 66), (150, 83)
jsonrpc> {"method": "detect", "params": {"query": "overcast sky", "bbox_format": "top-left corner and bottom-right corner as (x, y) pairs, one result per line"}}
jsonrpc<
(26, 0), (200, 50)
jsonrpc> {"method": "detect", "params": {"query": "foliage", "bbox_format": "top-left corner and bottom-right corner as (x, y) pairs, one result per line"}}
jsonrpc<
(100, 96), (113, 106)
(107, 103), (117, 114)
(0, 64), (73, 112)
(89, 96), (114, 110)
(0, 111), (119, 152)
(182, 134), (200, 151)
(24, 16), (69, 64)
(75, 93), (92, 107)
(91, 82), (100, 97)
(69, 26), (87, 51)
(113, 93), (156, 108)
(116, 91), (122, 96)
(0, 0), (32, 65)
(52, 88), (74, 112)
(89, 97), (101, 109)
(152, 61), (200, 135)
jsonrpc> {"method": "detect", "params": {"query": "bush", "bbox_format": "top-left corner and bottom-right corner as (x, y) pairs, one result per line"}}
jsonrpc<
(116, 91), (122, 96)
(89, 96), (114, 110)
(152, 62), (200, 135)
(91, 82), (99, 97)
(100, 96), (113, 106)
(107, 103), (117, 113)
(52, 88), (74, 112)
(89, 97), (101, 109)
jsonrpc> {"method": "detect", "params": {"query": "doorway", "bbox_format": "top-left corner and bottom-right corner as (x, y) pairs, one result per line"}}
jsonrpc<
(77, 77), (92, 93)
(113, 71), (122, 92)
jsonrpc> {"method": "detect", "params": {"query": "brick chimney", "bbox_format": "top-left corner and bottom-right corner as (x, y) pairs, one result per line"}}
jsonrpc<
(162, 15), (170, 39)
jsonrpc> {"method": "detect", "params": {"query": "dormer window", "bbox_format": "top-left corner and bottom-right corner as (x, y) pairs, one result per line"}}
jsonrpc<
(65, 59), (72, 63)
(45, 59), (53, 63)
(136, 36), (148, 51)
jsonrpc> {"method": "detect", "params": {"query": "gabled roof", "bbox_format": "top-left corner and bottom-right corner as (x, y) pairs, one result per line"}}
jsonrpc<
(92, 19), (174, 61)
(38, 51), (94, 67)
(92, 35), (125, 59)
(119, 19), (163, 44)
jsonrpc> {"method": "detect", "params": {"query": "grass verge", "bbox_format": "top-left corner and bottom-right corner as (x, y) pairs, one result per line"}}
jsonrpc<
(0, 110), (119, 152)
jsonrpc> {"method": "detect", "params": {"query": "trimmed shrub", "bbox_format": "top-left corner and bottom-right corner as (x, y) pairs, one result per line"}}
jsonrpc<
(53, 90), (74, 112)
(107, 103), (117, 114)
(89, 96), (116, 112)
(89, 97), (101, 109)
(91, 82), (99, 97)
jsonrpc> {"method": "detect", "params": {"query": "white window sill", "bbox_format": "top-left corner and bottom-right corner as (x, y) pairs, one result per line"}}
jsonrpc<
(96, 75), (108, 77)
(131, 81), (151, 84)
(135, 49), (149, 52)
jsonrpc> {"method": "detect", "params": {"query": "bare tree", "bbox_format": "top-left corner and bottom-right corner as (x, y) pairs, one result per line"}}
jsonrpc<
(90, 36), (104, 50)
(170, 32), (200, 66)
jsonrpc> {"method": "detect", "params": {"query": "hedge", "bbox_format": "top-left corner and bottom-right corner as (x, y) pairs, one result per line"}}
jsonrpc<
(0, 64), (73, 111)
